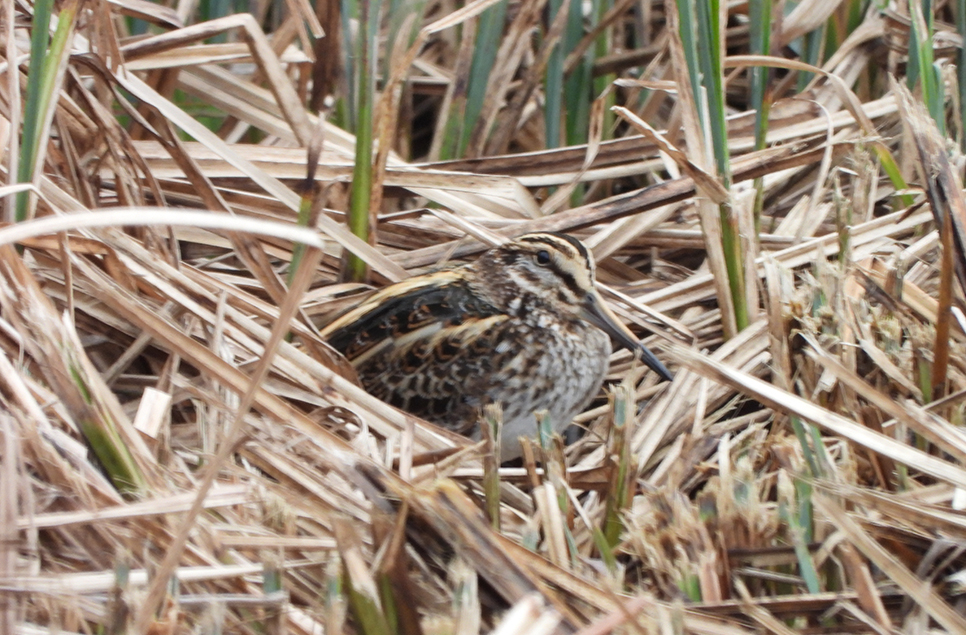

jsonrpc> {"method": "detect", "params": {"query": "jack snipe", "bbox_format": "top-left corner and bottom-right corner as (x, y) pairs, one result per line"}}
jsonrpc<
(322, 232), (672, 460)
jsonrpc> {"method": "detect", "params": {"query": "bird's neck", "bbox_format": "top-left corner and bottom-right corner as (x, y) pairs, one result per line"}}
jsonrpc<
(467, 266), (571, 322)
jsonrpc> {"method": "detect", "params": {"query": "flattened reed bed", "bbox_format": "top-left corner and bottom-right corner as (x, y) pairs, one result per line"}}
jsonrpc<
(3, 1), (966, 633)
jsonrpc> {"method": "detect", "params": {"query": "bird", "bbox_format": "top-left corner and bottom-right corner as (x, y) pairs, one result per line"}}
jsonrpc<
(321, 232), (672, 461)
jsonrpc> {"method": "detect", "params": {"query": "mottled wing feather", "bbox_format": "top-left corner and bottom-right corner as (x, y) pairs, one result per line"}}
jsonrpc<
(361, 316), (511, 436)
(322, 272), (499, 360)
(322, 274), (507, 433)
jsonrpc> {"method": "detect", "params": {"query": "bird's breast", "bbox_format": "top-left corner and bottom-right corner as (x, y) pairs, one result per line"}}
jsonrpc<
(489, 320), (612, 459)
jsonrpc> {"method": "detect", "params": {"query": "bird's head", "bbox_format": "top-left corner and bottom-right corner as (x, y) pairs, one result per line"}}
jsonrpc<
(473, 232), (673, 381)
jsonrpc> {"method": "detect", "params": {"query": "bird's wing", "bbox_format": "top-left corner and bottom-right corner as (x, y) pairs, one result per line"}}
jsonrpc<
(361, 315), (513, 435)
(320, 270), (500, 362)
(321, 271), (511, 434)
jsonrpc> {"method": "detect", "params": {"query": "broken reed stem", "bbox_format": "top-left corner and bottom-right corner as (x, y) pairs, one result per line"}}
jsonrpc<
(932, 208), (953, 401)
(482, 404), (503, 531)
(602, 381), (632, 549)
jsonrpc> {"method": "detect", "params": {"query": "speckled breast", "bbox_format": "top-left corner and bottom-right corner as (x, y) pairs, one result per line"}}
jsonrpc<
(488, 322), (612, 460)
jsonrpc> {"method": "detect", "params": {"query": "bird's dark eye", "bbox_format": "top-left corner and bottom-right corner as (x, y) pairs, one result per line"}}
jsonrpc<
(535, 250), (551, 266)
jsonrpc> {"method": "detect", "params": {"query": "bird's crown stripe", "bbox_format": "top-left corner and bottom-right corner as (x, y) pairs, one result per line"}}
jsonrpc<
(517, 232), (592, 270)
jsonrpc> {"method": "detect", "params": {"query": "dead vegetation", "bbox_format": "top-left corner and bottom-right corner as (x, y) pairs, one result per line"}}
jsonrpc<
(2, 0), (966, 633)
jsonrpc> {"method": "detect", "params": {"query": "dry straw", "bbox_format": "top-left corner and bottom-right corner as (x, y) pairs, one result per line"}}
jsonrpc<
(2, 0), (966, 633)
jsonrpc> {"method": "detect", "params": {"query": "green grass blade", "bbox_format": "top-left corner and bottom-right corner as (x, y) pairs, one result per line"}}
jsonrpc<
(432, 22), (476, 161)
(68, 360), (147, 493)
(796, 25), (825, 92)
(545, 0), (565, 149)
(908, 16), (921, 89)
(694, 0), (728, 182)
(591, 527), (617, 573)
(873, 143), (915, 209)
(347, 572), (393, 635)
(288, 193), (314, 287)
(78, 418), (146, 493)
(337, 522), (395, 635)
(780, 482), (821, 594)
(748, 0), (771, 151)
(17, 0), (52, 191)
(458, 1), (508, 156)
(385, 0), (428, 82)
(794, 478), (814, 545)
(676, 0), (703, 124)
(340, 0), (359, 132)
(720, 206), (749, 331)
(562, 0), (592, 203)
(679, 0), (748, 332)
(910, 1), (944, 134)
(749, 0), (771, 230)
(18, 0), (79, 222)
(592, 0), (615, 144)
(537, 409), (554, 450)
(790, 416), (821, 477)
(346, 0), (382, 281)
(564, 0), (590, 146)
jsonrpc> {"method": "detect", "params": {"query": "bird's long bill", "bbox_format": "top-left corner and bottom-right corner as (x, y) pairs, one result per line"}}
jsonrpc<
(579, 290), (674, 381)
